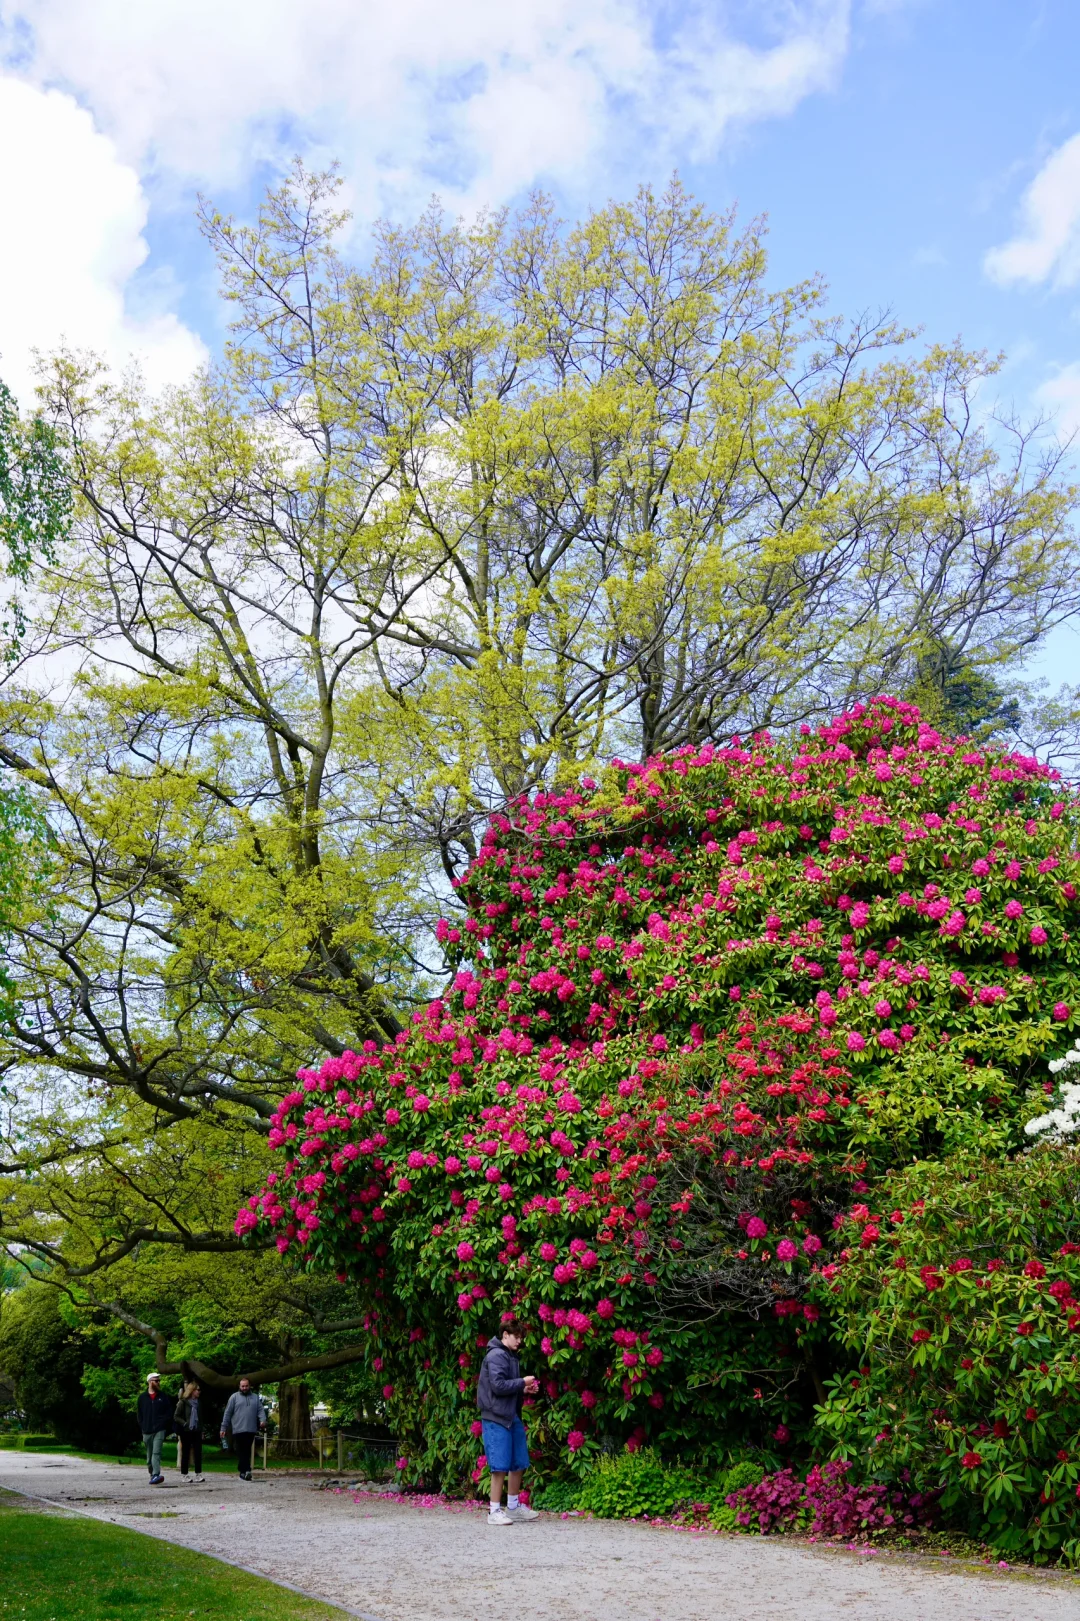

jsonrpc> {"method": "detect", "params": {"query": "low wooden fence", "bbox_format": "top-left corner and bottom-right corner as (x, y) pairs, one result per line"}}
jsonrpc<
(259, 1429), (398, 1474)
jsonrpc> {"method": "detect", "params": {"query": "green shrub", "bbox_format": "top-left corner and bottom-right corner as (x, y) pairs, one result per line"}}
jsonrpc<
(711, 1460), (765, 1530)
(574, 1449), (704, 1520)
(815, 1148), (1080, 1564)
(531, 1479), (580, 1513)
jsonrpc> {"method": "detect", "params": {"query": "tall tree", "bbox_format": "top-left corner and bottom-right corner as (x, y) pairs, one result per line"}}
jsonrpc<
(2, 170), (1078, 1387)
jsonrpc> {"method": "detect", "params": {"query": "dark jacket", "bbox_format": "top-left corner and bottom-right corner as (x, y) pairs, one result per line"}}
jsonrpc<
(174, 1395), (201, 1432)
(477, 1336), (525, 1429)
(137, 1389), (174, 1435)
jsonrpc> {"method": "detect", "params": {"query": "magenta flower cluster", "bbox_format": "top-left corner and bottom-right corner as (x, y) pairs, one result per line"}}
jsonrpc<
(729, 1460), (935, 1538)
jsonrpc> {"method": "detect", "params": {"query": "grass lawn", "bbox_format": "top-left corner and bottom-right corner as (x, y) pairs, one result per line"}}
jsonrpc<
(0, 1490), (353, 1620)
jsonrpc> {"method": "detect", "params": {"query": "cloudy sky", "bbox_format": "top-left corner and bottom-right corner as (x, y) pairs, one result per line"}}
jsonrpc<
(2, 0), (1080, 674)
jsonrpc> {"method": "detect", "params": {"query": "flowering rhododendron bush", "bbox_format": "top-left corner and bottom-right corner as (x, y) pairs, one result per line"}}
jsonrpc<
(817, 1150), (1080, 1563)
(241, 697), (1080, 1495)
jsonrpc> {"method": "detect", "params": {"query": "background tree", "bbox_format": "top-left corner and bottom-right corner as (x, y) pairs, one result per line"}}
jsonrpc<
(0, 377), (66, 1017)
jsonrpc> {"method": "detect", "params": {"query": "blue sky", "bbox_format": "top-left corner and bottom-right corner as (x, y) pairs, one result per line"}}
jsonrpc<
(2, 0), (1080, 681)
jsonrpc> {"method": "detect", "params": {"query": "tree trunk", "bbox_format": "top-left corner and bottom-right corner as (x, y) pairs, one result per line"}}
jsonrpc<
(276, 1377), (314, 1458)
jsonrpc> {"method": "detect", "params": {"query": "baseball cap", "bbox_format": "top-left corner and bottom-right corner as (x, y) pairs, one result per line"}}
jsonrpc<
(145, 1372), (161, 1384)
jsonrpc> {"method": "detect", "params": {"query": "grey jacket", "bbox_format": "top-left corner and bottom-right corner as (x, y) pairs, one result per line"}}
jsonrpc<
(221, 1390), (267, 1435)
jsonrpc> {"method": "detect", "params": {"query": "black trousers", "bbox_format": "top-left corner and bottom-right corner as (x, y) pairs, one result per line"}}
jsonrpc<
(179, 1431), (202, 1475)
(234, 1432), (255, 1475)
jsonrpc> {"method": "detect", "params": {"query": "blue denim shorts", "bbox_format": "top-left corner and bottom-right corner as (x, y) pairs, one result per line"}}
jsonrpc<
(482, 1417), (529, 1473)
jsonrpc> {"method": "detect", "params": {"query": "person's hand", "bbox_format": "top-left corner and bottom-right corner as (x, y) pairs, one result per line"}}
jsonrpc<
(523, 1375), (539, 1393)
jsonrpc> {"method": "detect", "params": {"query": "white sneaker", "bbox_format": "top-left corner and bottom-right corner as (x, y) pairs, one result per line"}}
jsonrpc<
(507, 1504), (540, 1522)
(193, 1474), (205, 1483)
(487, 1506), (514, 1526)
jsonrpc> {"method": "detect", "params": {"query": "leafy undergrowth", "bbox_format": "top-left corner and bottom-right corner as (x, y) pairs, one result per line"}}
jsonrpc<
(0, 1490), (351, 1621)
(527, 1452), (1080, 1573)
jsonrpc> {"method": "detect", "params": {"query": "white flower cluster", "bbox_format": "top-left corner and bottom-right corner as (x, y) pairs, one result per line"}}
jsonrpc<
(1026, 1047), (1080, 1141)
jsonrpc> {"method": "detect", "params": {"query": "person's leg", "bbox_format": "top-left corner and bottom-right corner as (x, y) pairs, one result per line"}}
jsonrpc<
(191, 1434), (203, 1479)
(178, 1432), (191, 1477)
(506, 1420), (538, 1520)
(235, 1433), (254, 1476)
(481, 1421), (513, 1523)
(143, 1434), (154, 1477)
(150, 1429), (165, 1480)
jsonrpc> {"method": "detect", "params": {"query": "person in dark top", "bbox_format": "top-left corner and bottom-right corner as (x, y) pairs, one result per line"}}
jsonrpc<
(173, 1380), (204, 1482)
(136, 1372), (173, 1485)
(477, 1318), (540, 1525)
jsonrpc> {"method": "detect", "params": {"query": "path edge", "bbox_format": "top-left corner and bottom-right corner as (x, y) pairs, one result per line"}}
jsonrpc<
(0, 1479), (387, 1621)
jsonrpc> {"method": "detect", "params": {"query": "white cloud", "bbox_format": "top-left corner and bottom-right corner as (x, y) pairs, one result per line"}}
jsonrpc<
(1035, 361), (1080, 438)
(0, 2), (850, 405)
(0, 0), (850, 217)
(984, 132), (1080, 289)
(0, 75), (205, 404)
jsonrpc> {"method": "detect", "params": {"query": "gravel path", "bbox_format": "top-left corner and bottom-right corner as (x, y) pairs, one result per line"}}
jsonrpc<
(2, 1451), (1079, 1621)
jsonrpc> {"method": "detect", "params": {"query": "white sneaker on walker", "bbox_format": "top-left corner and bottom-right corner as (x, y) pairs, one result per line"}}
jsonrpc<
(487, 1506), (514, 1525)
(507, 1504), (540, 1521)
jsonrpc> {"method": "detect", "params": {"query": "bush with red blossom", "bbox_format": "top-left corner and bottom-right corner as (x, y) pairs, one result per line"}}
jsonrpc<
(816, 1148), (1080, 1563)
(239, 696), (1080, 1500)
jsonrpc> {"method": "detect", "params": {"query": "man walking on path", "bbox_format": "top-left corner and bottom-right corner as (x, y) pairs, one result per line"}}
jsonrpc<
(137, 1372), (173, 1485)
(477, 1318), (540, 1526)
(220, 1377), (267, 1480)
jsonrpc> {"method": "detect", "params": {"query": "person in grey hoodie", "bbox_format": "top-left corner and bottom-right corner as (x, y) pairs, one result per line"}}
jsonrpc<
(219, 1377), (267, 1479)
